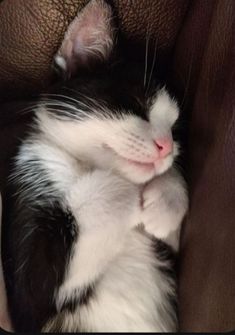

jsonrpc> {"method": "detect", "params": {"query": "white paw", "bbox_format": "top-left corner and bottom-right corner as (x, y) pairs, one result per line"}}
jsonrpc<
(141, 170), (188, 240)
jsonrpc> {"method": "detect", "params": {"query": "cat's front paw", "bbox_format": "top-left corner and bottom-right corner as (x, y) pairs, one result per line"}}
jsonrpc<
(140, 169), (188, 240)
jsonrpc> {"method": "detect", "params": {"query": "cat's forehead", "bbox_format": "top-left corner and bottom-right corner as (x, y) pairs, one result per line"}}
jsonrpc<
(49, 54), (179, 126)
(51, 62), (162, 120)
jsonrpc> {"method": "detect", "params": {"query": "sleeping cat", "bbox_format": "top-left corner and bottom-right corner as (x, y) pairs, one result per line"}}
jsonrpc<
(2, 0), (188, 332)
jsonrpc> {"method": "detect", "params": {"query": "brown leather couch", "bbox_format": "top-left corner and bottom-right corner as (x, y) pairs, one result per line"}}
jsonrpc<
(0, 0), (234, 332)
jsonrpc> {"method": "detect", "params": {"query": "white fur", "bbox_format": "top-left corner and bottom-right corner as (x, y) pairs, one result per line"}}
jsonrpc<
(54, 232), (176, 332)
(141, 167), (188, 251)
(149, 88), (179, 130)
(36, 89), (179, 185)
(14, 88), (187, 332)
(14, 137), (84, 206)
(55, 55), (67, 72)
(50, 171), (181, 332)
(57, 171), (141, 304)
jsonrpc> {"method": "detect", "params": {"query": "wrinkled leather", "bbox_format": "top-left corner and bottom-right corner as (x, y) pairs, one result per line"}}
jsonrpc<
(0, 0), (235, 332)
(0, 0), (88, 101)
(113, 0), (188, 49)
(0, 0), (188, 101)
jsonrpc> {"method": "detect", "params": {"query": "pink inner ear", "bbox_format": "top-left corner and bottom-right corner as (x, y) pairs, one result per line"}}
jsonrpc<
(74, 37), (85, 55)
(55, 0), (114, 76)
(65, 40), (73, 59)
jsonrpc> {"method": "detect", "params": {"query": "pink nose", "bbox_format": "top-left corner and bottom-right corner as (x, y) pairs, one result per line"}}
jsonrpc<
(154, 137), (173, 158)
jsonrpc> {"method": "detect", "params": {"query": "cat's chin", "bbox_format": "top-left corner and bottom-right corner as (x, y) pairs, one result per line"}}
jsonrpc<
(121, 164), (155, 184)
(116, 155), (174, 184)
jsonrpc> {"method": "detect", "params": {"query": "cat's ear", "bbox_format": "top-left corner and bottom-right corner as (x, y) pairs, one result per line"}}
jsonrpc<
(54, 0), (115, 78)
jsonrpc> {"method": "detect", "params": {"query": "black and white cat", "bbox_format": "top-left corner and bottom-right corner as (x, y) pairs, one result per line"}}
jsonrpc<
(2, 0), (188, 332)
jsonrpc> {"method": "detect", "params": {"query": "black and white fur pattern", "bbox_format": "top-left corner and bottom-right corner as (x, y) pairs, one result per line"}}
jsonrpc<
(2, 0), (188, 332)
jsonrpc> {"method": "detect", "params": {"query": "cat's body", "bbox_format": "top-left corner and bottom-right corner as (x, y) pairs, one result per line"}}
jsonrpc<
(2, 0), (188, 332)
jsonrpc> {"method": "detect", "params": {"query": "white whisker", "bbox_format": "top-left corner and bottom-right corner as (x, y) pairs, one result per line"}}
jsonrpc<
(146, 39), (158, 95)
(144, 34), (150, 88)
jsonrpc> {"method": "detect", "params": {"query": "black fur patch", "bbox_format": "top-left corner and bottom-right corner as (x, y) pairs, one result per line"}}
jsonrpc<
(60, 285), (94, 313)
(2, 183), (78, 332)
(45, 59), (161, 123)
(155, 239), (176, 273)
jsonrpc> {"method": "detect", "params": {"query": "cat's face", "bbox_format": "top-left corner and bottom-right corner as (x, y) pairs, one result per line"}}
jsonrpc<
(37, 0), (180, 184)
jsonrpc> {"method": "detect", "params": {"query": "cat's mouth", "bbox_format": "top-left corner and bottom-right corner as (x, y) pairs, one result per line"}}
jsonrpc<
(125, 158), (155, 170)
(102, 142), (174, 183)
(103, 143), (155, 171)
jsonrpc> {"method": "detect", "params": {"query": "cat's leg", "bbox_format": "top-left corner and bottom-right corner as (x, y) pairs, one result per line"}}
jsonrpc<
(56, 170), (141, 310)
(141, 167), (188, 251)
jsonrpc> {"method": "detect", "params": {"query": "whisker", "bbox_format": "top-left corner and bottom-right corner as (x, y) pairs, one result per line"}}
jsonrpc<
(15, 103), (40, 116)
(146, 38), (158, 96)
(20, 225), (38, 244)
(180, 48), (195, 110)
(51, 88), (113, 117)
(15, 257), (29, 274)
(42, 92), (95, 110)
(38, 100), (95, 121)
(40, 93), (80, 106)
(144, 32), (150, 88)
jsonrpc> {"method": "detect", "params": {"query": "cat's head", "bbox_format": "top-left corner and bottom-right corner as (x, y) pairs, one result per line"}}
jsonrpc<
(37, 0), (180, 184)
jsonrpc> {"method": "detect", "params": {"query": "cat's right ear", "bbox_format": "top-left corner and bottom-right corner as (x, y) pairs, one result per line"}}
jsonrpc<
(54, 0), (115, 78)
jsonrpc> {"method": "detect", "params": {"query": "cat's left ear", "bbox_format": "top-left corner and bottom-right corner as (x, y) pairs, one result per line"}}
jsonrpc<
(54, 0), (115, 78)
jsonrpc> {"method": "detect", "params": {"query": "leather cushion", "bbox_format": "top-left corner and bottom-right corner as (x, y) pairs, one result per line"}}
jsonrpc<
(170, 0), (235, 331)
(0, 0), (188, 101)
